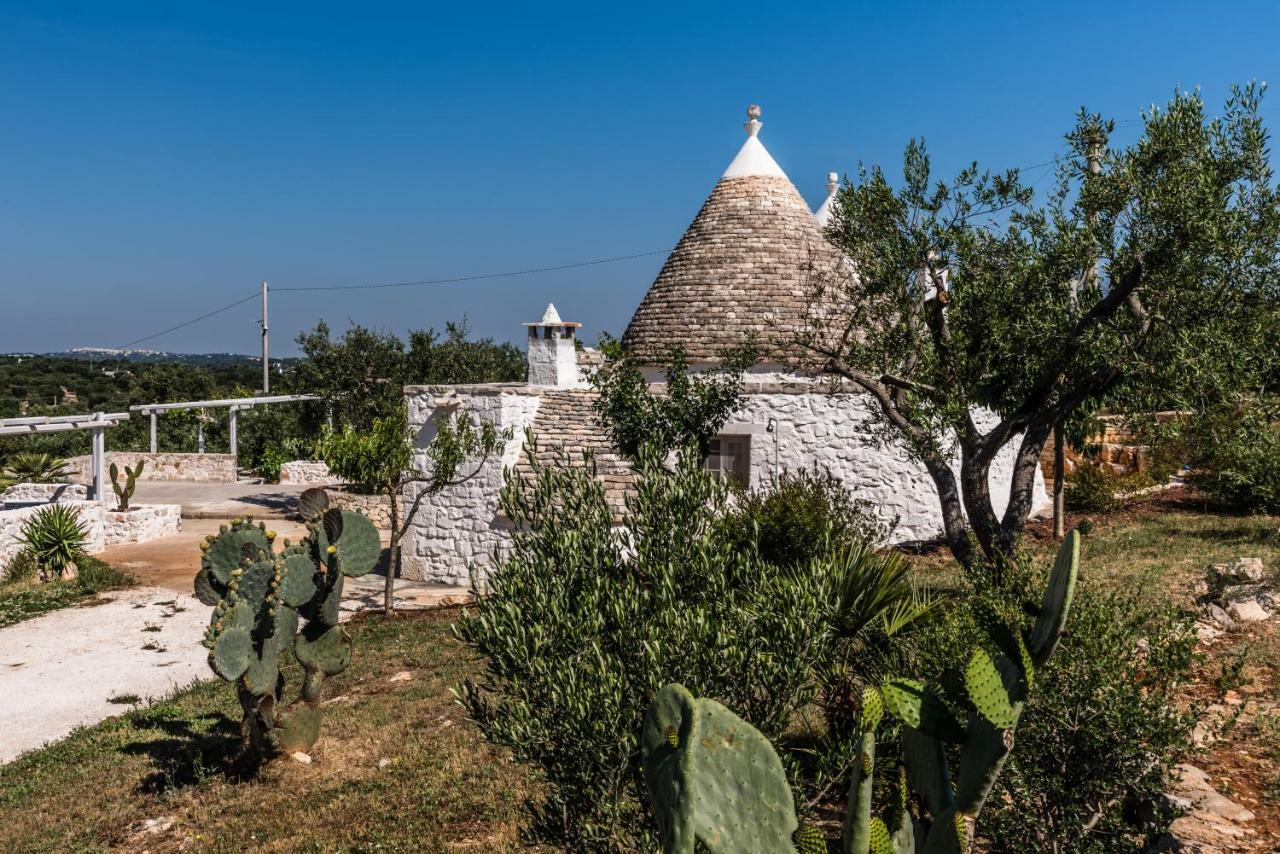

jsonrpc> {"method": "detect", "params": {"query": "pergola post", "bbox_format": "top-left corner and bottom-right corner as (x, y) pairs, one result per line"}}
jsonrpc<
(149, 412), (157, 453)
(90, 412), (106, 501)
(228, 407), (239, 470)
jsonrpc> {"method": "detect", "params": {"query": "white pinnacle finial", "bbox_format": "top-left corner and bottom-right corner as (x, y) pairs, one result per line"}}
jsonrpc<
(540, 303), (562, 325)
(826, 171), (839, 195)
(744, 104), (762, 138)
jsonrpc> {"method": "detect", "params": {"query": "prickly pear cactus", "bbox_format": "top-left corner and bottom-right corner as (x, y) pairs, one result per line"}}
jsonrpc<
(639, 532), (1083, 854)
(195, 503), (381, 760)
(641, 683), (799, 854)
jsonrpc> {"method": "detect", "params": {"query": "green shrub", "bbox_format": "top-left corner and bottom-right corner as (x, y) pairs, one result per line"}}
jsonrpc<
(730, 466), (894, 567)
(316, 409), (412, 494)
(16, 504), (90, 577)
(1, 453), (70, 485)
(1190, 405), (1280, 513)
(1, 549), (38, 584)
(1065, 464), (1124, 513)
(918, 563), (1196, 851)
(455, 442), (830, 850)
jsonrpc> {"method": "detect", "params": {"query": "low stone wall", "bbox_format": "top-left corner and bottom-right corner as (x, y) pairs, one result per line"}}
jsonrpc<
(279, 460), (334, 484)
(324, 488), (393, 529)
(102, 504), (181, 546)
(2, 482), (89, 507)
(0, 499), (181, 579)
(65, 452), (237, 484)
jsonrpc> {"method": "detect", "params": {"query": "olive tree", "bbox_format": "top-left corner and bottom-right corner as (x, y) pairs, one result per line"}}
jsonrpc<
(801, 86), (1280, 572)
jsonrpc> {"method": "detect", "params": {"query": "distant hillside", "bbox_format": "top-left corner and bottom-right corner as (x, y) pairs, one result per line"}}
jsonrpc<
(20, 349), (305, 369)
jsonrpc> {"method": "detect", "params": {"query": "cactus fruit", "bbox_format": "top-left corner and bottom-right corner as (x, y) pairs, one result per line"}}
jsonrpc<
(641, 683), (799, 853)
(108, 459), (145, 512)
(639, 531), (1082, 853)
(196, 509), (381, 760)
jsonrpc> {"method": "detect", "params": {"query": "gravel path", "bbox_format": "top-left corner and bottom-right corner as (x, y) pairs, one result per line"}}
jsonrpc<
(0, 587), (210, 764)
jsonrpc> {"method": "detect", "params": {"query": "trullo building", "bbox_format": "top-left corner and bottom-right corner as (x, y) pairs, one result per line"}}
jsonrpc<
(401, 106), (1049, 585)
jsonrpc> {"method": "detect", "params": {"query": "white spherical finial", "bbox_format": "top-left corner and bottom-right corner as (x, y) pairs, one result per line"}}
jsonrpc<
(826, 172), (839, 195)
(747, 104), (761, 120)
(744, 104), (763, 138)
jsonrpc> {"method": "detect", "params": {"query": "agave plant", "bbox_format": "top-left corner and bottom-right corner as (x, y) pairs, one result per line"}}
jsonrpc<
(2, 453), (71, 485)
(16, 504), (90, 578)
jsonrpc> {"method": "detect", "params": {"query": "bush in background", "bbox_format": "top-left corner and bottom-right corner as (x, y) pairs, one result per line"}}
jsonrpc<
(917, 559), (1196, 851)
(1189, 404), (1280, 513)
(456, 443), (829, 850)
(1, 453), (70, 486)
(729, 466), (894, 567)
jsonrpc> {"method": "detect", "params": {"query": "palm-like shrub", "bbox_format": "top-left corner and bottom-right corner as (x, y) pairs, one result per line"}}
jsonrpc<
(2, 453), (71, 485)
(16, 504), (90, 578)
(817, 541), (942, 741)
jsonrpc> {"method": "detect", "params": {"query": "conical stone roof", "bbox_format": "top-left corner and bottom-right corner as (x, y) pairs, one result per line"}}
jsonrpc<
(622, 106), (845, 364)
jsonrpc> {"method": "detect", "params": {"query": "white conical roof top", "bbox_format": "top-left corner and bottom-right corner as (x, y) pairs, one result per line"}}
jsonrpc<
(540, 303), (562, 324)
(814, 172), (840, 227)
(720, 104), (786, 179)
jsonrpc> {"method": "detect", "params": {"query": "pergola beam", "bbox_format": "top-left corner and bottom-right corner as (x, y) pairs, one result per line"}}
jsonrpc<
(0, 412), (129, 499)
(129, 394), (318, 415)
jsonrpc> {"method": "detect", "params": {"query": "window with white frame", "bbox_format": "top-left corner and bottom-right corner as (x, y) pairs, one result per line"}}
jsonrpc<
(705, 434), (750, 487)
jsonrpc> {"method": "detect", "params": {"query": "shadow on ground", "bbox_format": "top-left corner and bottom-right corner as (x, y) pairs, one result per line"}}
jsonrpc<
(121, 709), (260, 793)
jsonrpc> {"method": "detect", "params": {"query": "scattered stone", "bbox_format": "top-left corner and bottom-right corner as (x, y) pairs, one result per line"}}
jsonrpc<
(290, 751), (312, 765)
(1228, 557), (1265, 583)
(378, 757), (392, 769)
(388, 671), (414, 683)
(1226, 599), (1270, 623)
(133, 816), (175, 835)
(1194, 621), (1223, 643)
(1163, 764), (1255, 850)
(1205, 604), (1235, 629)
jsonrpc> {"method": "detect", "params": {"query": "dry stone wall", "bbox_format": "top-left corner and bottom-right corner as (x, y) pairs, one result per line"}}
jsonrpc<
(400, 386), (540, 586)
(0, 491), (181, 580)
(65, 452), (237, 483)
(279, 461), (334, 484)
(324, 489), (393, 530)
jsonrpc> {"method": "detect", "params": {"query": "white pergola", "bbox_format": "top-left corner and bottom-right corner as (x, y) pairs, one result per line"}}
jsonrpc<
(0, 411), (130, 500)
(129, 394), (320, 469)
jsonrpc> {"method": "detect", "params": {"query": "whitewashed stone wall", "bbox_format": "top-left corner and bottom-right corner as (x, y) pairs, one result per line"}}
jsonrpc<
(2, 482), (88, 505)
(0, 498), (181, 579)
(400, 385), (541, 585)
(728, 391), (1050, 544)
(279, 461), (334, 484)
(102, 504), (181, 546)
(65, 452), (237, 484)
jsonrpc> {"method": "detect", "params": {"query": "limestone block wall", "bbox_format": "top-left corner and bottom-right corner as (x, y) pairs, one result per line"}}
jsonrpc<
(0, 493), (181, 579)
(65, 452), (237, 483)
(279, 461), (334, 484)
(102, 504), (182, 546)
(2, 482), (89, 506)
(400, 385), (541, 585)
(324, 489), (393, 529)
(728, 392), (1050, 544)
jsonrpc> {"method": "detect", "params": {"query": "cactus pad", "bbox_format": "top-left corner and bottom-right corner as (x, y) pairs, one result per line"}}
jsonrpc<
(868, 817), (892, 854)
(297, 487), (330, 520)
(1028, 529), (1079, 665)
(202, 522), (271, 585)
(861, 686), (884, 732)
(964, 649), (1019, 730)
(881, 678), (966, 743)
(641, 684), (798, 854)
(322, 509), (382, 577)
(793, 824), (825, 854)
(295, 624), (353, 676)
(279, 552), (318, 607)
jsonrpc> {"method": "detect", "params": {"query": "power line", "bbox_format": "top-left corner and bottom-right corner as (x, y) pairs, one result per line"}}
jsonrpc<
(108, 248), (672, 349)
(115, 291), (259, 350)
(272, 249), (672, 293)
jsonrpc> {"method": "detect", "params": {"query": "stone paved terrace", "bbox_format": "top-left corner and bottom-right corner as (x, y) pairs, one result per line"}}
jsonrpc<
(130, 480), (316, 519)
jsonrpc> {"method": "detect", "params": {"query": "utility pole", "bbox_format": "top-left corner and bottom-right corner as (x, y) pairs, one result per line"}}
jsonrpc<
(261, 281), (270, 394)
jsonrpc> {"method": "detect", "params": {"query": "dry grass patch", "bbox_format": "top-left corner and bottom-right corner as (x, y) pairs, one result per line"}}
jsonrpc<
(0, 607), (534, 853)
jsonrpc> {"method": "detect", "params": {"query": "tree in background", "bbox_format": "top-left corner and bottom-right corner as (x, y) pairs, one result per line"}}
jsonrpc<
(803, 86), (1280, 572)
(295, 319), (525, 433)
(589, 339), (756, 462)
(317, 404), (506, 614)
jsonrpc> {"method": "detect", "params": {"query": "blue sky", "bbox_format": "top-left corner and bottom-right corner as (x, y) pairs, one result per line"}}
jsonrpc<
(3, 1), (1277, 355)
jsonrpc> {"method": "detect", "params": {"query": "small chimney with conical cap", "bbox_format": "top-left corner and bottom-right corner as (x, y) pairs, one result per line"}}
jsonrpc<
(524, 303), (585, 388)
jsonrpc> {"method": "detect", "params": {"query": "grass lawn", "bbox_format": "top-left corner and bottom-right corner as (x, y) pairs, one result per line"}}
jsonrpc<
(0, 608), (534, 853)
(0, 555), (134, 629)
(0, 493), (1276, 851)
